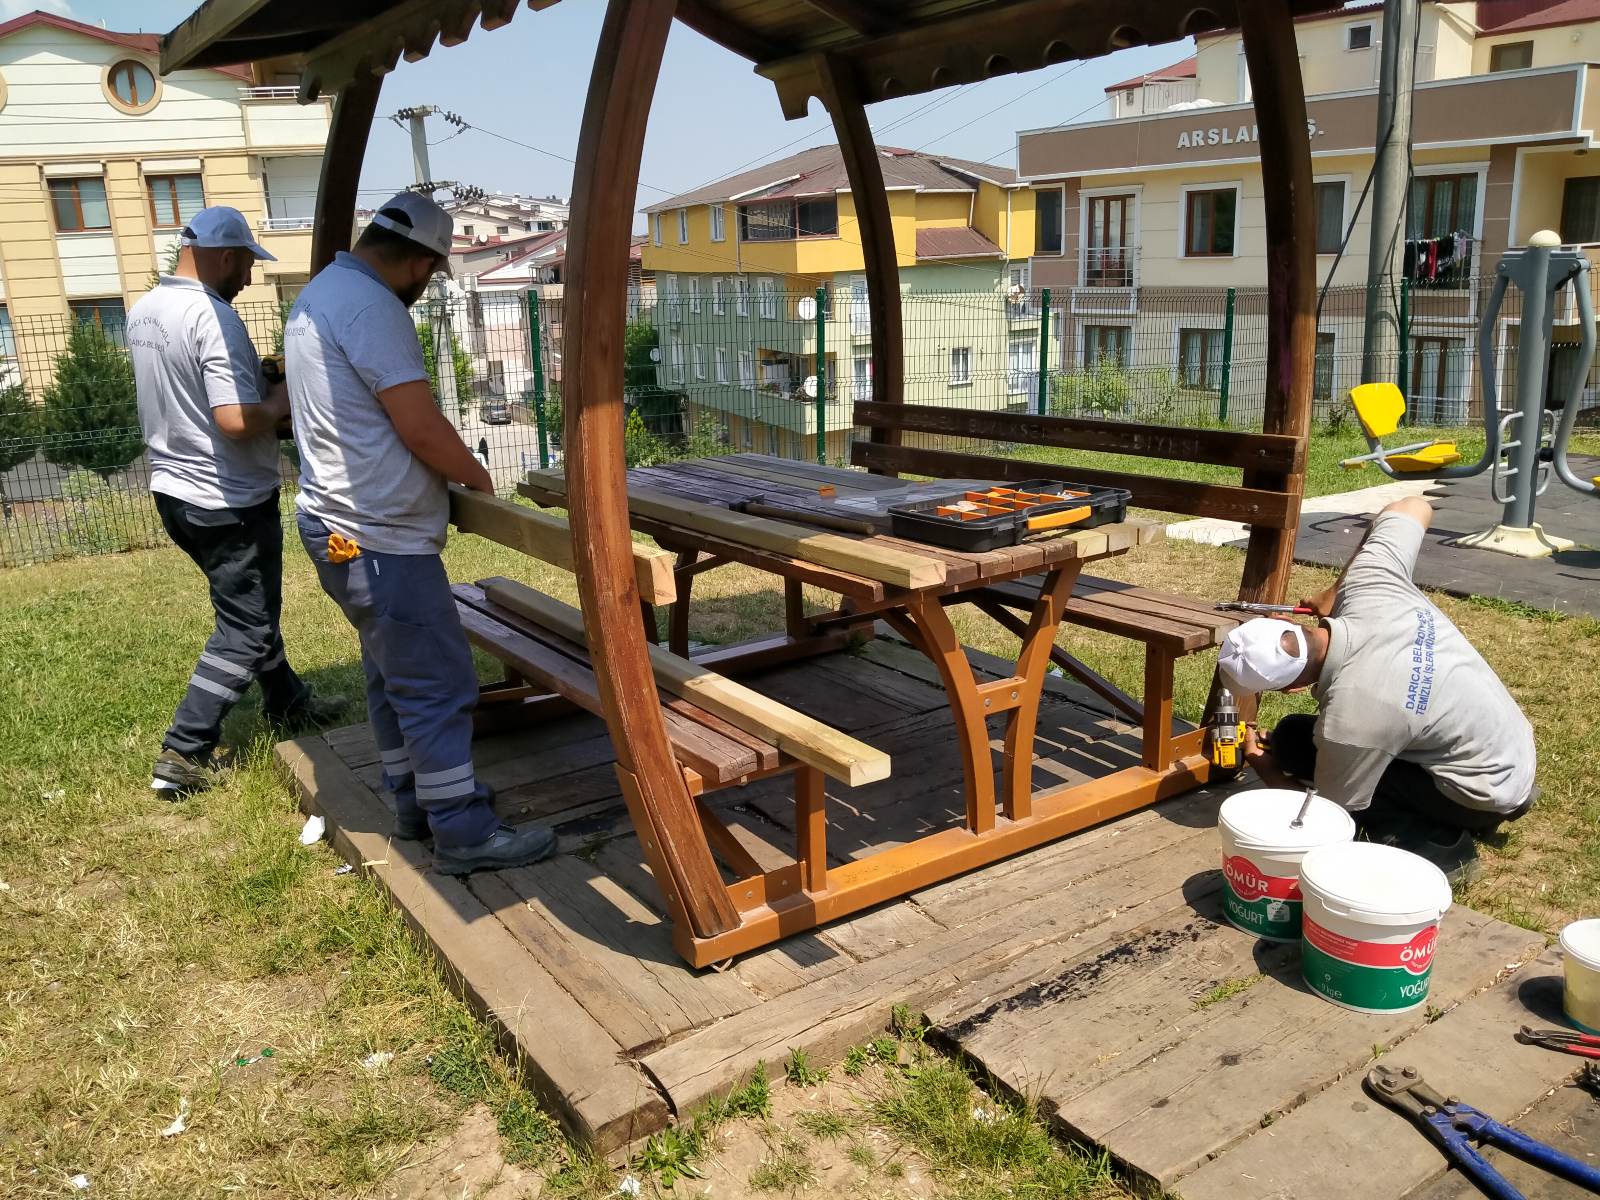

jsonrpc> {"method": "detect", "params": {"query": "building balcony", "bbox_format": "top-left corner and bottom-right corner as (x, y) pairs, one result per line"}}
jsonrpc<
(1082, 246), (1137, 288)
(241, 89), (332, 150)
(260, 215), (314, 232)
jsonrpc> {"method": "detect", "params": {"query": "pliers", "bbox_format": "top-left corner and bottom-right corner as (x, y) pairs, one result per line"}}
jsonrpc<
(1366, 1064), (1600, 1199)
(1516, 1025), (1600, 1060)
(1214, 601), (1316, 615)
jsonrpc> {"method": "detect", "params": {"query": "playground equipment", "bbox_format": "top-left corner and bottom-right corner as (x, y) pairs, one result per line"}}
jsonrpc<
(1343, 230), (1597, 557)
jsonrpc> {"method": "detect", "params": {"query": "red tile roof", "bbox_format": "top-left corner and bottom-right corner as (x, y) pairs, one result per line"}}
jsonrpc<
(1478, 0), (1600, 33)
(914, 227), (1004, 260)
(1105, 56), (1197, 94)
(0, 11), (252, 81)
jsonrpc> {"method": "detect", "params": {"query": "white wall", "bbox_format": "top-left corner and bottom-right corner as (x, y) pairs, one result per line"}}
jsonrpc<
(57, 233), (119, 297)
(242, 99), (330, 149)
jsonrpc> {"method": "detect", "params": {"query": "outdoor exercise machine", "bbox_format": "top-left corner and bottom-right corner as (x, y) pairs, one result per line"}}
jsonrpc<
(1343, 230), (1598, 558)
(160, 0), (1332, 962)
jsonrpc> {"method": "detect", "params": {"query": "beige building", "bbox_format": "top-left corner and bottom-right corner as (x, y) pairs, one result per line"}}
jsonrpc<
(1016, 0), (1600, 421)
(0, 10), (328, 357)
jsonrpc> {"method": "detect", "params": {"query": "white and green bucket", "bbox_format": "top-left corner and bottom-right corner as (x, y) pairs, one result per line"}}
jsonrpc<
(1217, 789), (1355, 942)
(1299, 842), (1453, 1014)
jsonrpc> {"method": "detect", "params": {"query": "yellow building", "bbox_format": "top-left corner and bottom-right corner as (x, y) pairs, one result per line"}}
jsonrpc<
(1015, 0), (1600, 422)
(0, 10), (328, 363)
(641, 144), (1038, 458)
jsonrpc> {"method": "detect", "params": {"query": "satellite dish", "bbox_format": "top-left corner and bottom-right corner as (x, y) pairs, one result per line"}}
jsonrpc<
(802, 375), (818, 398)
(797, 296), (818, 321)
(649, 347), (661, 363)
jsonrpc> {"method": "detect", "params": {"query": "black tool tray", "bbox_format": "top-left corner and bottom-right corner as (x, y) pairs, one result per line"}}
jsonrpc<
(887, 479), (1130, 552)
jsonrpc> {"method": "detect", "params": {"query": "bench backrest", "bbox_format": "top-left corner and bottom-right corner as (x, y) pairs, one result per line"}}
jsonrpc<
(850, 402), (1305, 530)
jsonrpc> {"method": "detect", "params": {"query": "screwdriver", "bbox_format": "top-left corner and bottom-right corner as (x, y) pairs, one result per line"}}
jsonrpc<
(1215, 601), (1316, 616)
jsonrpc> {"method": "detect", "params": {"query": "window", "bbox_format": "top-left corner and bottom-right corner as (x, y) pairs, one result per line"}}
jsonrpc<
(677, 208), (688, 244)
(1085, 194), (1133, 286)
(1346, 23), (1373, 51)
(710, 204), (726, 242)
(1083, 325), (1128, 369)
(737, 197), (838, 241)
(948, 346), (972, 386)
(1314, 181), (1346, 255)
(851, 278), (871, 334)
(712, 277), (726, 315)
(735, 277), (750, 317)
(1184, 188), (1237, 257)
(853, 354), (871, 400)
(147, 173), (204, 229)
(1561, 177), (1600, 244)
(1008, 339), (1036, 395)
(670, 341), (684, 384)
(1489, 41), (1533, 72)
(757, 277), (776, 319)
(1177, 328), (1225, 392)
(496, 224), (509, 236)
(1409, 335), (1467, 423)
(1035, 188), (1063, 255)
(738, 350), (754, 388)
(1408, 173), (1477, 239)
(1313, 332), (1337, 405)
(693, 344), (706, 380)
(463, 224), (475, 237)
(652, 213), (661, 245)
(49, 177), (110, 232)
(107, 60), (156, 109)
(0, 306), (14, 362)
(687, 275), (700, 313)
(71, 299), (127, 344)
(715, 347), (729, 383)
(1007, 264), (1033, 316)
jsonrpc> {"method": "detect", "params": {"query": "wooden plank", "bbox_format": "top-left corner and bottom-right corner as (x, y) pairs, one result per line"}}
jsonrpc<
(524, 470), (946, 589)
(733, 933), (856, 1000)
(852, 442), (1297, 529)
(976, 583), (1212, 652)
(1047, 909), (1543, 1189)
(274, 736), (665, 1150)
(853, 401), (1305, 473)
(481, 577), (892, 788)
(450, 487), (676, 606)
(1177, 950), (1574, 1200)
(821, 901), (945, 961)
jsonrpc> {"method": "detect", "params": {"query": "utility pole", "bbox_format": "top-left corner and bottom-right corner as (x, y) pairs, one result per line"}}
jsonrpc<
(1362, 0), (1418, 386)
(392, 105), (459, 420)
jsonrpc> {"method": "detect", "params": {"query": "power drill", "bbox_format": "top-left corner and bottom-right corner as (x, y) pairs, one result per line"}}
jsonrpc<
(1209, 687), (1245, 773)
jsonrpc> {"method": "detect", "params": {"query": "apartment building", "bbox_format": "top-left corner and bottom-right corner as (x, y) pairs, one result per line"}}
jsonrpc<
(1016, 0), (1600, 422)
(0, 9), (328, 375)
(640, 145), (1038, 460)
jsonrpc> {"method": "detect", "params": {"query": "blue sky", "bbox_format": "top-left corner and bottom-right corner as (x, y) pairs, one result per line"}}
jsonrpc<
(55, 0), (1187, 209)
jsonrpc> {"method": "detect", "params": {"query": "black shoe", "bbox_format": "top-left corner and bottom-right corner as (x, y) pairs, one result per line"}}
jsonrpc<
(150, 747), (218, 798)
(1358, 811), (1481, 889)
(271, 690), (351, 735)
(394, 782), (496, 842)
(433, 823), (556, 877)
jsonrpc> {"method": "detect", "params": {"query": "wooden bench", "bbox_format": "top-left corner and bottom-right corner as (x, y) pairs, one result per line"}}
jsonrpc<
(850, 402), (1305, 727)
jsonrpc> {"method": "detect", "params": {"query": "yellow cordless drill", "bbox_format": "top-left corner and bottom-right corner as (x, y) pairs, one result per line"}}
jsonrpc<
(1209, 687), (1245, 773)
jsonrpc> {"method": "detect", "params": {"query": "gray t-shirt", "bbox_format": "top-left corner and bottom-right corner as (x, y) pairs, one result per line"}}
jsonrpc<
(286, 252), (440, 555)
(129, 275), (279, 509)
(1312, 511), (1535, 813)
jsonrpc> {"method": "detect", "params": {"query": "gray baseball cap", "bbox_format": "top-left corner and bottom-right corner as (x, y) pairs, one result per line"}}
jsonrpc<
(180, 206), (276, 260)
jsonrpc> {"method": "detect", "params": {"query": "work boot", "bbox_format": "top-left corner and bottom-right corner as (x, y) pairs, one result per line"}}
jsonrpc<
(149, 747), (221, 798)
(393, 782), (497, 842)
(1359, 811), (1482, 889)
(270, 689), (352, 735)
(432, 823), (556, 877)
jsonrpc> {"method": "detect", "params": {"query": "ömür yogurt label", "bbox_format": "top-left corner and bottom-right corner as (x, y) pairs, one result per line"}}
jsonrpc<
(1301, 918), (1439, 1012)
(1221, 853), (1303, 941)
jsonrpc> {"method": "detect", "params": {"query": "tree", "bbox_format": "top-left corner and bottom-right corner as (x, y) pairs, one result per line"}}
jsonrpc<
(0, 383), (41, 519)
(417, 322), (475, 408)
(145, 239), (183, 291)
(624, 318), (684, 434)
(41, 320), (144, 478)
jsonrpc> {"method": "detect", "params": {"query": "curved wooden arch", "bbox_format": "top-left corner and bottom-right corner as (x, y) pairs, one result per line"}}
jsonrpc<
(311, 74), (384, 273)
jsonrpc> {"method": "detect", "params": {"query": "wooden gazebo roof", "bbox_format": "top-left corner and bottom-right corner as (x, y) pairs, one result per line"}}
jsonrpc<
(163, 0), (1341, 112)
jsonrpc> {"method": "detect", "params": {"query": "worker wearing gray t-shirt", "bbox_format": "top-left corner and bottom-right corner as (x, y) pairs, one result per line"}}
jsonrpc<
(130, 207), (344, 797)
(286, 191), (554, 876)
(1219, 497), (1536, 869)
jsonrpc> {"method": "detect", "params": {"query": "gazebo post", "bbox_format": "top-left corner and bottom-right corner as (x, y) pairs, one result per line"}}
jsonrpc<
(310, 74), (384, 274)
(817, 56), (904, 475)
(1235, 0), (1315, 605)
(563, 0), (739, 943)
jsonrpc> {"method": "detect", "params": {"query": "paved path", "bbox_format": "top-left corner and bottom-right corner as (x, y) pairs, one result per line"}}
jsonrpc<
(1169, 457), (1600, 616)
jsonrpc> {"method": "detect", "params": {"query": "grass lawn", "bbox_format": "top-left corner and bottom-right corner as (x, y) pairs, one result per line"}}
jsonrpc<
(2, 502), (1596, 1196)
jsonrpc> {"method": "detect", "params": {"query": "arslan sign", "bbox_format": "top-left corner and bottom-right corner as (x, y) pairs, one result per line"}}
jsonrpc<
(1176, 119), (1321, 150)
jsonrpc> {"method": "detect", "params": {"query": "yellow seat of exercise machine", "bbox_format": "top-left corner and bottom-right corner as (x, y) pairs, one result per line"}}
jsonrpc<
(1348, 382), (1461, 471)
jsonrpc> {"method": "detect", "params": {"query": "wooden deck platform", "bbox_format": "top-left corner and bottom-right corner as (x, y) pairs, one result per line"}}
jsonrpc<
(277, 637), (1581, 1194)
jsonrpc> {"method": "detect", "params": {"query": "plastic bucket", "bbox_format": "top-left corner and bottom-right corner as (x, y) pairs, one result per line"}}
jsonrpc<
(1299, 842), (1452, 1014)
(1559, 919), (1600, 1034)
(1217, 789), (1356, 942)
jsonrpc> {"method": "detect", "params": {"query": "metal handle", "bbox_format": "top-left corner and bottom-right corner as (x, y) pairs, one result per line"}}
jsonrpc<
(1550, 265), (1600, 497)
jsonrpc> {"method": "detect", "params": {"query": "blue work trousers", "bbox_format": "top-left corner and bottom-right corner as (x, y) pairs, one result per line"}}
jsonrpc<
(297, 513), (496, 847)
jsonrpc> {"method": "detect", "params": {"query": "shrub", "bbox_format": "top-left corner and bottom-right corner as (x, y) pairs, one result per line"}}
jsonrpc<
(0, 383), (41, 517)
(623, 408), (669, 467)
(1050, 360), (1179, 421)
(41, 320), (144, 477)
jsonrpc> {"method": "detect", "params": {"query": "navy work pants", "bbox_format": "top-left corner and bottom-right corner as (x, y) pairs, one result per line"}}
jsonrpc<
(156, 490), (307, 759)
(296, 513), (496, 847)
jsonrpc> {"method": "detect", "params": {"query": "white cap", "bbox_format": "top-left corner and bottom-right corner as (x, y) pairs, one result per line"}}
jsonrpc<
(180, 206), (275, 260)
(1218, 618), (1308, 694)
(370, 191), (454, 271)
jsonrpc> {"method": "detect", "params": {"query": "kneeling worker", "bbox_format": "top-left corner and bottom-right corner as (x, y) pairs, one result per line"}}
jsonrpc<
(1220, 496), (1535, 874)
(285, 192), (555, 875)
